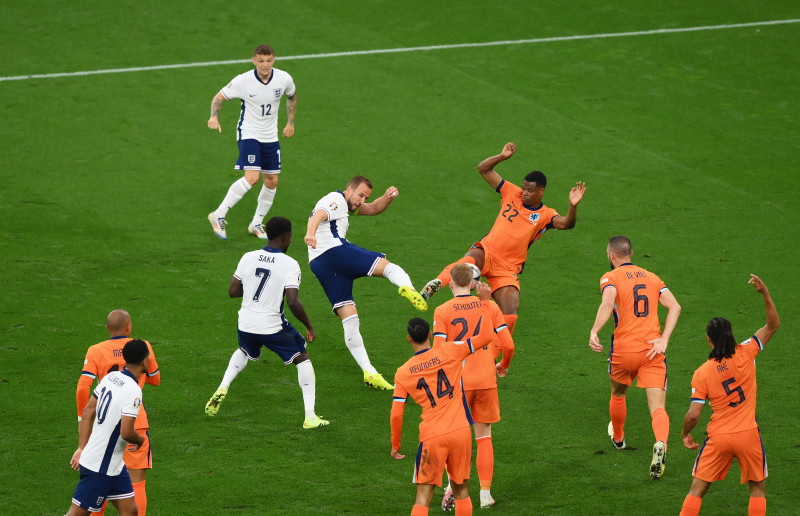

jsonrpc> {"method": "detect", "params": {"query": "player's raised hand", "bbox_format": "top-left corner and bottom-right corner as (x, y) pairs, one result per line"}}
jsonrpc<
(283, 124), (295, 138)
(500, 142), (517, 159)
(391, 448), (406, 460)
(589, 332), (603, 352)
(475, 281), (491, 301)
(384, 186), (399, 200)
(70, 448), (83, 470)
(748, 274), (768, 294)
(569, 181), (586, 207)
(682, 433), (700, 450)
(208, 117), (222, 132)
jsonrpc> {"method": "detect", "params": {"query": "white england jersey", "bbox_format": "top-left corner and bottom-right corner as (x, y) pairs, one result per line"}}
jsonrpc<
(234, 247), (302, 334)
(308, 191), (352, 262)
(220, 68), (295, 142)
(79, 370), (142, 476)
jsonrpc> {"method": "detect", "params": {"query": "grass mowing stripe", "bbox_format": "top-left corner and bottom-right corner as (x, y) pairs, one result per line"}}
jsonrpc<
(1, 18), (797, 82)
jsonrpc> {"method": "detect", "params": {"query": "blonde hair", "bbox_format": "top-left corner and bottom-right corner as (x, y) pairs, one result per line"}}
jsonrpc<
(450, 263), (473, 288)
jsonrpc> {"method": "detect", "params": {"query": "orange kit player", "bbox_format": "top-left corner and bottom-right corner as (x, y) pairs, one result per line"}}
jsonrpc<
(432, 264), (514, 510)
(679, 275), (779, 516)
(390, 282), (495, 516)
(588, 236), (681, 480)
(76, 309), (160, 515)
(420, 142), (586, 335)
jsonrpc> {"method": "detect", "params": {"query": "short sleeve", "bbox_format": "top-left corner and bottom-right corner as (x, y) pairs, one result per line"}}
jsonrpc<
(121, 385), (144, 419)
(233, 254), (248, 281)
(690, 368), (707, 404)
(220, 74), (245, 101)
(283, 73), (296, 97)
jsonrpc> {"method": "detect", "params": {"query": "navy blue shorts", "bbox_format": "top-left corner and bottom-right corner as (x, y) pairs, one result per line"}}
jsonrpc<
(72, 465), (133, 512)
(309, 243), (385, 310)
(235, 139), (281, 173)
(238, 324), (306, 363)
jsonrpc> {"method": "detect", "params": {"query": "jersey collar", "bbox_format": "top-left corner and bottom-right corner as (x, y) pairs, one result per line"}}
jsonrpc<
(252, 69), (274, 85)
(262, 246), (284, 253)
(413, 348), (431, 356)
(120, 368), (138, 382)
(109, 335), (128, 340)
(523, 201), (544, 211)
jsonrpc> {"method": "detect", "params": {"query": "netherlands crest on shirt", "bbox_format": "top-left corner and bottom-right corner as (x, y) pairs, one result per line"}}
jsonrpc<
(273, 88), (282, 99)
(248, 154), (256, 164)
(529, 213), (540, 224)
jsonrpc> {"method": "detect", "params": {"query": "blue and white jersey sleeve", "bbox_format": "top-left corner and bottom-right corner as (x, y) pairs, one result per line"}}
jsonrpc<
(220, 68), (295, 143)
(236, 248), (300, 334)
(308, 191), (350, 262)
(79, 372), (143, 476)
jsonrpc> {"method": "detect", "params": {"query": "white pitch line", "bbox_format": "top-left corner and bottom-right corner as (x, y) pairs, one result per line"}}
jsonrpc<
(1, 19), (797, 82)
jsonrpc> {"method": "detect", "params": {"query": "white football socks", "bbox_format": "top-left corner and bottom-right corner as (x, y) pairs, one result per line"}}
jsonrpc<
(342, 314), (377, 374)
(216, 177), (252, 218)
(296, 359), (316, 419)
(252, 185), (276, 226)
(381, 262), (413, 289)
(220, 348), (249, 390)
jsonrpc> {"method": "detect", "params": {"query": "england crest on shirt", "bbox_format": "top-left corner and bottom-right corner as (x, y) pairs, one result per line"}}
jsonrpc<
(274, 88), (283, 99)
(529, 213), (540, 224)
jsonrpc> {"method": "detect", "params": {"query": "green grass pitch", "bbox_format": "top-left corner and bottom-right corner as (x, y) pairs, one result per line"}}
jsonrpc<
(1, 1), (799, 514)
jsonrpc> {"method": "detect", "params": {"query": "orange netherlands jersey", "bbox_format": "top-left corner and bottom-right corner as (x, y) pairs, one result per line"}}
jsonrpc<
(393, 339), (476, 443)
(432, 296), (511, 390)
(600, 264), (668, 354)
(77, 336), (160, 429)
(478, 180), (558, 273)
(690, 336), (762, 436)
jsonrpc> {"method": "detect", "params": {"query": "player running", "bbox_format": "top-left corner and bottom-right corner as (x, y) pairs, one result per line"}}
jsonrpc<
(204, 217), (326, 429)
(390, 282), (495, 516)
(679, 275), (779, 516)
(421, 142), (586, 335)
(588, 236), (681, 479)
(432, 264), (514, 509)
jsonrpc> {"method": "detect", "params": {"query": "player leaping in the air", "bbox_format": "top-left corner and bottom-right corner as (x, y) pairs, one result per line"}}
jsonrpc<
(421, 142), (586, 335)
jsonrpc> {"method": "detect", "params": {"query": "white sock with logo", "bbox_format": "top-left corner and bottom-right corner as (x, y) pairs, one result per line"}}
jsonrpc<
(216, 178), (252, 218)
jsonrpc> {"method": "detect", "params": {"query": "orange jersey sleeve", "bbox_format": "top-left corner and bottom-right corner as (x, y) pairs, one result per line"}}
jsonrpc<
(478, 180), (559, 273)
(600, 264), (667, 354)
(691, 335), (762, 436)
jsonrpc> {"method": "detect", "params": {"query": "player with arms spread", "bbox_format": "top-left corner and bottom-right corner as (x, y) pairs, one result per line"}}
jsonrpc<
(205, 216), (326, 429)
(679, 275), (779, 516)
(76, 310), (160, 515)
(67, 339), (150, 516)
(432, 264), (514, 509)
(589, 235), (681, 479)
(305, 175), (427, 391)
(390, 282), (495, 516)
(421, 142), (586, 336)
(207, 44), (297, 240)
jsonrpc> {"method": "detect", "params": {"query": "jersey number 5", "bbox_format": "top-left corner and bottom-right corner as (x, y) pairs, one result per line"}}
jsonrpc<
(416, 369), (455, 408)
(722, 377), (746, 408)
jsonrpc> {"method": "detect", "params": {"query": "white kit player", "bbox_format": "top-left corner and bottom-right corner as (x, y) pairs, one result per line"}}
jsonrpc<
(304, 175), (428, 391)
(67, 339), (150, 516)
(207, 44), (297, 240)
(204, 217), (327, 429)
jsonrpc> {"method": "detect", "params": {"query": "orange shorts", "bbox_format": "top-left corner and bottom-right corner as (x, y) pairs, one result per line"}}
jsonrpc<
(123, 428), (151, 470)
(465, 388), (500, 424)
(473, 242), (519, 293)
(692, 427), (767, 483)
(608, 351), (667, 390)
(413, 426), (472, 486)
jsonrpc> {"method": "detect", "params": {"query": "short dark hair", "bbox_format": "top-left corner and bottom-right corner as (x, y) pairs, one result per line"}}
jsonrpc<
(524, 171), (547, 187)
(123, 339), (150, 366)
(608, 235), (632, 257)
(707, 317), (738, 362)
(347, 175), (373, 191)
(254, 44), (274, 56)
(265, 216), (292, 240)
(407, 318), (430, 344)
